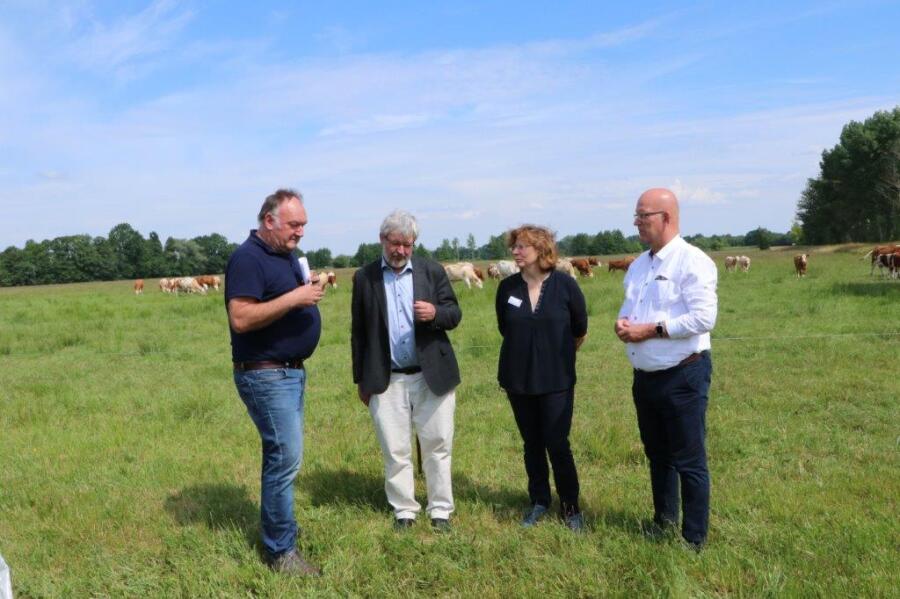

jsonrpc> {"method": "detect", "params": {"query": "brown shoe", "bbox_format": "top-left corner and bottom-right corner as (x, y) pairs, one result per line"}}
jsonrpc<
(270, 550), (321, 577)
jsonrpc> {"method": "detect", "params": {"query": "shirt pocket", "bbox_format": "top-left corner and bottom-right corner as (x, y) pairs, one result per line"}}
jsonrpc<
(651, 280), (679, 308)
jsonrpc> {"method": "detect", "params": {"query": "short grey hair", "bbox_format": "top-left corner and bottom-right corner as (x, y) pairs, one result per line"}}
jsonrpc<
(258, 188), (303, 225)
(379, 210), (419, 240)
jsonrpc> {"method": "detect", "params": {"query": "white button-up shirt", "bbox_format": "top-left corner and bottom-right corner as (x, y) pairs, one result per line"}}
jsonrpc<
(618, 235), (718, 371)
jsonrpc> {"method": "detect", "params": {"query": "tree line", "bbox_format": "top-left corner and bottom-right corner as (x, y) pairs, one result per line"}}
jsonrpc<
(797, 106), (900, 244)
(0, 223), (794, 287)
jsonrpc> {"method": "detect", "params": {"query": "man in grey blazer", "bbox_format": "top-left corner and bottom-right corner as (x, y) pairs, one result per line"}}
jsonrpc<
(351, 210), (462, 531)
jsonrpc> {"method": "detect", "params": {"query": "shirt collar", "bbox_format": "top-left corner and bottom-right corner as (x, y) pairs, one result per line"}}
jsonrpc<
(249, 229), (286, 256)
(381, 255), (414, 275)
(651, 234), (684, 262)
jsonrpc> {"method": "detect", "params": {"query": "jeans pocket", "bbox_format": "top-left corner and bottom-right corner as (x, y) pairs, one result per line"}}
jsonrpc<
(249, 368), (288, 382)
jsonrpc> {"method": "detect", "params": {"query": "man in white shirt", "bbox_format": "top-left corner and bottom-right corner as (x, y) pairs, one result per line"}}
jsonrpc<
(615, 188), (718, 550)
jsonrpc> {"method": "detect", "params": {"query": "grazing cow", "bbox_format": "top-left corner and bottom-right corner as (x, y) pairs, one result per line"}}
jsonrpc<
(588, 256), (601, 266)
(555, 258), (577, 279)
(176, 276), (207, 295)
(864, 244), (899, 276)
(794, 254), (808, 277)
(874, 252), (900, 279)
(195, 275), (221, 291)
(738, 256), (751, 272)
(607, 257), (636, 273)
(444, 262), (483, 289)
(158, 278), (179, 293)
(494, 260), (519, 279)
(326, 271), (337, 288)
(487, 264), (501, 279)
(724, 256), (737, 272)
(133, 279), (144, 294)
(569, 258), (593, 277)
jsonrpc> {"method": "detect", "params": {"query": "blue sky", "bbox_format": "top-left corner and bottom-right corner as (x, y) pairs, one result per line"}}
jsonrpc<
(1, 1), (898, 254)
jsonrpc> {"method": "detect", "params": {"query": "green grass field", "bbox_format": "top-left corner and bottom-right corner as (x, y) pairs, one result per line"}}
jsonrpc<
(1, 246), (898, 597)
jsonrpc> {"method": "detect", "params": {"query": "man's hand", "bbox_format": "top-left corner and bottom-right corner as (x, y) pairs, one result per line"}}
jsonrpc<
(357, 385), (371, 407)
(615, 318), (656, 343)
(413, 300), (436, 322)
(289, 283), (324, 308)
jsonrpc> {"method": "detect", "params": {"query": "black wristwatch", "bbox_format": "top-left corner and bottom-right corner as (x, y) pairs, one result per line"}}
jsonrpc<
(655, 321), (666, 338)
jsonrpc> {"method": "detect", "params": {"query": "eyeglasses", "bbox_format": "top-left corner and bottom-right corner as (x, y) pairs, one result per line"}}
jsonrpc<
(633, 211), (666, 221)
(384, 238), (414, 249)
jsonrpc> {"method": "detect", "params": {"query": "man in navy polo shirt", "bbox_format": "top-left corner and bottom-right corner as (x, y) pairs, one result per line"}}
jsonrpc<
(225, 188), (324, 575)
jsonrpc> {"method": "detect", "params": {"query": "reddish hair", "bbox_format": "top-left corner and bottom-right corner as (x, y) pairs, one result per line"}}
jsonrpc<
(506, 225), (558, 272)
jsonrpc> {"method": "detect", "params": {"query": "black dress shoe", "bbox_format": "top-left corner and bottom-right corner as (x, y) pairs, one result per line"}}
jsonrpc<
(394, 518), (415, 530)
(431, 518), (451, 532)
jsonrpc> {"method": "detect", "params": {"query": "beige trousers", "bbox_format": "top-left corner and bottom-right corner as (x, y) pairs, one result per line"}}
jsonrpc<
(369, 372), (455, 520)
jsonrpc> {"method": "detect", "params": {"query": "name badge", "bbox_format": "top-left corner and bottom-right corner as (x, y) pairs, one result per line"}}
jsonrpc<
(507, 296), (523, 308)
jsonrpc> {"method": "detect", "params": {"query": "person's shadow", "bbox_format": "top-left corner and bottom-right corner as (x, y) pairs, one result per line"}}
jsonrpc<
(164, 483), (258, 548)
(300, 466), (529, 523)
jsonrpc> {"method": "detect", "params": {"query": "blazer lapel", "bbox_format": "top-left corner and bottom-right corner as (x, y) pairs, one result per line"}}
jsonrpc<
(372, 261), (389, 329)
(411, 257), (429, 302)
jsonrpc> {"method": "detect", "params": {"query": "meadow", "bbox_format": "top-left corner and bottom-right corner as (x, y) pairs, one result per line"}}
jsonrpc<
(1, 246), (898, 597)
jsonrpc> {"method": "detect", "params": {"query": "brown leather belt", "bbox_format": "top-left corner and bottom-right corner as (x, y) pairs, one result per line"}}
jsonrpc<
(233, 359), (304, 371)
(635, 352), (705, 374)
(678, 352), (702, 367)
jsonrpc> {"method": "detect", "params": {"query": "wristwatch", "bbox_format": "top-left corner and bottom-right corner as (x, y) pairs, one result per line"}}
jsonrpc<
(655, 321), (666, 338)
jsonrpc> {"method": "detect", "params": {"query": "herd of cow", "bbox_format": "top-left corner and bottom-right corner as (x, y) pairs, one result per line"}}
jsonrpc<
(441, 256), (637, 289)
(131, 245), (899, 295)
(133, 271), (338, 295)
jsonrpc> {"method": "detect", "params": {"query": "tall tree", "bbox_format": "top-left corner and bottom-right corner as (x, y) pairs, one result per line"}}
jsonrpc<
(797, 107), (900, 243)
(107, 223), (146, 279)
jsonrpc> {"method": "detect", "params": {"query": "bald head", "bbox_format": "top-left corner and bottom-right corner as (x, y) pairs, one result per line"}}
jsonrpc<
(638, 188), (679, 225)
(634, 188), (680, 252)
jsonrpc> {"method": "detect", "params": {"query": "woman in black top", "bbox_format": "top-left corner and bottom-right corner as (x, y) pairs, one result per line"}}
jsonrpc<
(496, 225), (588, 531)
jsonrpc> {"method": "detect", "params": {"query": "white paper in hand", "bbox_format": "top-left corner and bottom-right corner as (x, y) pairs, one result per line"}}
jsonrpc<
(297, 256), (311, 284)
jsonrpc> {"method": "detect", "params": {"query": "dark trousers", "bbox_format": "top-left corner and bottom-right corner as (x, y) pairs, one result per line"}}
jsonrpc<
(507, 388), (580, 513)
(633, 352), (712, 544)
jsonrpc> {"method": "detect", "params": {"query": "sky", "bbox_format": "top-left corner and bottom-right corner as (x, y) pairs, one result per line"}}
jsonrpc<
(1, 1), (899, 255)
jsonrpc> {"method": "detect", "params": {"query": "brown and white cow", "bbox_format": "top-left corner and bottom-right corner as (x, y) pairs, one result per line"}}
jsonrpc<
(487, 264), (501, 279)
(176, 276), (207, 294)
(326, 271), (337, 288)
(865, 244), (899, 276)
(794, 254), (808, 277)
(444, 262), (483, 289)
(738, 256), (751, 272)
(724, 256), (737, 272)
(195, 275), (221, 291)
(133, 279), (144, 294)
(569, 258), (593, 277)
(555, 258), (577, 279)
(493, 260), (519, 279)
(874, 251), (900, 279)
(588, 256), (601, 266)
(607, 257), (635, 273)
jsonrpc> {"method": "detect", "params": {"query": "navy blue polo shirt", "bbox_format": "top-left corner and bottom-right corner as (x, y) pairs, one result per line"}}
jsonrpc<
(225, 230), (322, 363)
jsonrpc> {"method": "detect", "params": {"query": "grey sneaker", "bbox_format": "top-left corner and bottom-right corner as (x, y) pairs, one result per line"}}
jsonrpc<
(521, 504), (549, 528)
(270, 550), (321, 577)
(564, 511), (585, 533)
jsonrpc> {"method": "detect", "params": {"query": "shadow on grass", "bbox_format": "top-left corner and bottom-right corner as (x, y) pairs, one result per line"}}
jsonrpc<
(300, 467), (528, 522)
(301, 468), (385, 510)
(164, 483), (258, 547)
(831, 281), (900, 297)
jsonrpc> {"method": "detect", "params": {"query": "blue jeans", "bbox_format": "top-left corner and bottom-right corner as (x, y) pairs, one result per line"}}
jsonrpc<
(234, 367), (306, 559)
(633, 352), (712, 545)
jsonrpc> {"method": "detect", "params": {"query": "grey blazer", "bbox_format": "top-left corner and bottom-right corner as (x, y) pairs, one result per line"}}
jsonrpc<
(351, 256), (462, 396)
